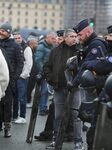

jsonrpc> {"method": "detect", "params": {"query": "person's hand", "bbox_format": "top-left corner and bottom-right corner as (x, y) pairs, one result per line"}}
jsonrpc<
(36, 73), (43, 84)
(67, 81), (74, 91)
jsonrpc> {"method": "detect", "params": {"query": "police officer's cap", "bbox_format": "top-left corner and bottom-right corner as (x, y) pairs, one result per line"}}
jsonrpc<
(107, 25), (112, 34)
(56, 30), (64, 37)
(73, 19), (90, 33)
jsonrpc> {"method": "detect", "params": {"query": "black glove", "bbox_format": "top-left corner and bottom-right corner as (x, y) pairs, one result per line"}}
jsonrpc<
(67, 81), (74, 91)
(36, 73), (43, 84)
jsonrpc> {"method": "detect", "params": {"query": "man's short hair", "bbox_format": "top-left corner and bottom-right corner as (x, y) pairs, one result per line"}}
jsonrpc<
(64, 28), (76, 37)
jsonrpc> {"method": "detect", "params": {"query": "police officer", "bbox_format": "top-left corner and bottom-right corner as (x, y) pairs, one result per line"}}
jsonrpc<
(91, 26), (112, 149)
(56, 30), (64, 45)
(72, 19), (108, 150)
(72, 18), (108, 90)
(87, 25), (112, 76)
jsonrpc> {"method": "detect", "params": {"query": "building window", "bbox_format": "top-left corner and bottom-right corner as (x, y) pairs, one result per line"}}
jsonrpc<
(17, 18), (20, 23)
(9, 18), (12, 22)
(60, 20), (63, 25)
(9, 10), (12, 15)
(44, 20), (47, 24)
(52, 13), (55, 17)
(60, 6), (63, 9)
(2, 10), (5, 15)
(2, 3), (5, 7)
(8, 3), (12, 10)
(35, 4), (38, 9)
(44, 12), (47, 16)
(60, 13), (63, 17)
(50, 19), (54, 25)
(35, 12), (38, 16)
(25, 18), (28, 23)
(1, 17), (4, 22)
(25, 11), (28, 16)
(45, 5), (47, 9)
(51, 27), (54, 30)
(17, 11), (21, 15)
(26, 4), (28, 8)
(52, 5), (55, 9)
(18, 3), (21, 8)
(35, 19), (38, 24)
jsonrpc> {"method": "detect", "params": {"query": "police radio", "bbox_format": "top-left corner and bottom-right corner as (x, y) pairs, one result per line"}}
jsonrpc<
(77, 48), (85, 64)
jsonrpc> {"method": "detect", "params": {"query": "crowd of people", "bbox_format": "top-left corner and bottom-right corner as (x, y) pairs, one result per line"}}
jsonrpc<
(0, 18), (112, 150)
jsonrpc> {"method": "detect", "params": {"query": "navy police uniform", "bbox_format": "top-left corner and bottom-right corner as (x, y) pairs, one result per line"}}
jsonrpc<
(73, 19), (108, 150)
(87, 25), (112, 75)
(73, 19), (108, 87)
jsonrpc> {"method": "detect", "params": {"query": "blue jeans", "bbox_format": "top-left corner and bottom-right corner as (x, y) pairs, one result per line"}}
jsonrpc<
(16, 78), (28, 118)
(39, 79), (48, 112)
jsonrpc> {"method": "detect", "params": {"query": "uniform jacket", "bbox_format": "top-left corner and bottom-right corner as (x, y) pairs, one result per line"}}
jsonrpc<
(43, 41), (78, 89)
(83, 33), (107, 62)
(0, 49), (9, 100)
(72, 33), (108, 86)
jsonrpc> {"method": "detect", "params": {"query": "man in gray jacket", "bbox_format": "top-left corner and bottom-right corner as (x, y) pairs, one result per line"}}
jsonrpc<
(34, 31), (57, 115)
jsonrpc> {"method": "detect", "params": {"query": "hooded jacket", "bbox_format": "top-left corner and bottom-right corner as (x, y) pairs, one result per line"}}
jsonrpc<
(34, 39), (54, 73)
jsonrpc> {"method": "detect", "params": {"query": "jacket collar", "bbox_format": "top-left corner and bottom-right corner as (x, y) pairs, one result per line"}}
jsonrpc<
(83, 32), (97, 47)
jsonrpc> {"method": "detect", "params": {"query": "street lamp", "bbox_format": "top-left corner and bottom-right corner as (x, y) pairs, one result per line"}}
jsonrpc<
(90, 18), (95, 27)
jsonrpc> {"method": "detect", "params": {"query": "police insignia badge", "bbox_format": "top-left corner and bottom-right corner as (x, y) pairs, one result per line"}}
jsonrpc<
(91, 48), (98, 54)
(108, 56), (112, 63)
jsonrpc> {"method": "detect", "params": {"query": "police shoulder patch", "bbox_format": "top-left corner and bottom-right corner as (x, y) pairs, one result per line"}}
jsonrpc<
(108, 56), (112, 63)
(91, 48), (98, 54)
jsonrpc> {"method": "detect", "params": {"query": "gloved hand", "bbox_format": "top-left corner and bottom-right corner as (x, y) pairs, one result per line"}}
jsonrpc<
(67, 81), (74, 91)
(36, 73), (43, 84)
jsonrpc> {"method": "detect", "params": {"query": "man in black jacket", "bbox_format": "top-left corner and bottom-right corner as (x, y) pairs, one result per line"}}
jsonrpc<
(44, 29), (83, 150)
(0, 22), (24, 137)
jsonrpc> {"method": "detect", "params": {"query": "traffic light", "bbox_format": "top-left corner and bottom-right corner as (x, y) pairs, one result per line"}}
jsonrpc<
(90, 18), (95, 27)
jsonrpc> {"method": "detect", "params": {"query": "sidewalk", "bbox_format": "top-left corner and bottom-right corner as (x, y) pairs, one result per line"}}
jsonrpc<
(0, 106), (87, 150)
